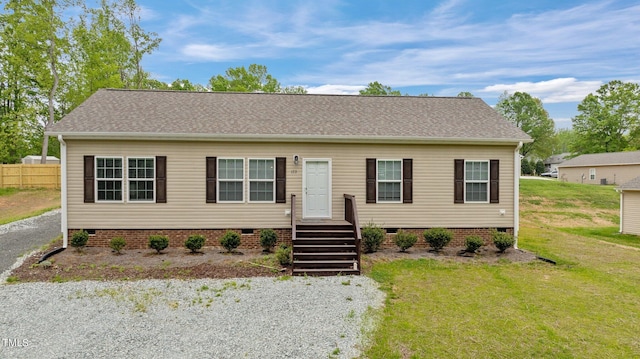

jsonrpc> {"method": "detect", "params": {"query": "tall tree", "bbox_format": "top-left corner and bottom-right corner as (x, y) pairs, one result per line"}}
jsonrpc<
(571, 80), (640, 154)
(209, 64), (281, 93)
(457, 91), (474, 97)
(120, 0), (160, 89)
(551, 128), (576, 154)
(495, 91), (555, 159)
(359, 81), (401, 96)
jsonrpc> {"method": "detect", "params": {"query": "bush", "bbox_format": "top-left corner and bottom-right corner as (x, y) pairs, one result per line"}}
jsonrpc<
(275, 244), (292, 265)
(185, 234), (206, 253)
(464, 235), (483, 253)
(423, 228), (453, 251)
(109, 236), (126, 254)
(220, 230), (241, 253)
(362, 222), (385, 253)
(259, 229), (278, 252)
(394, 229), (418, 252)
(149, 235), (169, 254)
(492, 231), (515, 253)
(71, 230), (89, 252)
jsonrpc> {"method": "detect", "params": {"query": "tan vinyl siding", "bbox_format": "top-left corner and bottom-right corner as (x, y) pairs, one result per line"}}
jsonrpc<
(622, 191), (640, 235)
(66, 140), (516, 229)
(559, 164), (640, 185)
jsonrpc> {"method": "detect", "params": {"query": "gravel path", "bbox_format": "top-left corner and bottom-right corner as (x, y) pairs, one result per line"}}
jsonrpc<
(0, 210), (61, 276)
(0, 276), (385, 359)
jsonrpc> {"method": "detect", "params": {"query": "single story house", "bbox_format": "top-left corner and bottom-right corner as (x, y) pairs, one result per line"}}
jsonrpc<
(543, 153), (569, 172)
(557, 151), (640, 185)
(617, 176), (640, 236)
(46, 89), (531, 256)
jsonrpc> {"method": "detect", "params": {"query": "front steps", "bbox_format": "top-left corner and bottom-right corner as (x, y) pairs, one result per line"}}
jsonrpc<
(292, 222), (360, 276)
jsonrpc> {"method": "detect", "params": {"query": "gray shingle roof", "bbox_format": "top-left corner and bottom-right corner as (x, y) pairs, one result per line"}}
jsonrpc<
(558, 151), (640, 168)
(47, 89), (531, 143)
(618, 176), (640, 190)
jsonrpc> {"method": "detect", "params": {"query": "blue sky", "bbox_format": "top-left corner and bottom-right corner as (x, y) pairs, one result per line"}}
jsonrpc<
(134, 0), (640, 129)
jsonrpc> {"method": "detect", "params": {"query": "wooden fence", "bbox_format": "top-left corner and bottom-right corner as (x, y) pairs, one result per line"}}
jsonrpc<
(0, 164), (61, 189)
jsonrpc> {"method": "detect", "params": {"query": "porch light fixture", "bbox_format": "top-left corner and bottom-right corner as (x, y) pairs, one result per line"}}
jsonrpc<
(293, 155), (299, 165)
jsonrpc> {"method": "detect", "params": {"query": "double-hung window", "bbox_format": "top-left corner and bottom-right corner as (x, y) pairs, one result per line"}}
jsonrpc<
(589, 168), (596, 180)
(377, 160), (402, 202)
(465, 160), (489, 202)
(218, 158), (244, 202)
(96, 157), (123, 201)
(128, 157), (155, 201)
(249, 159), (275, 202)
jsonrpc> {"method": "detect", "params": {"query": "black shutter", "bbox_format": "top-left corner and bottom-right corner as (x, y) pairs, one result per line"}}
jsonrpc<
(84, 156), (94, 203)
(156, 156), (167, 203)
(366, 158), (376, 203)
(206, 157), (217, 203)
(454, 159), (464, 203)
(275, 157), (286, 203)
(490, 159), (499, 203)
(403, 158), (413, 203)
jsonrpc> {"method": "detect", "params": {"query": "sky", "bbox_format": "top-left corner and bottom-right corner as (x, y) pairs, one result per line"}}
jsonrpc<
(133, 0), (640, 129)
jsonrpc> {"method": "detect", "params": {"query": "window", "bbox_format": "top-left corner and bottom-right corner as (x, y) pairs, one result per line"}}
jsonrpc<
(249, 159), (275, 202)
(465, 161), (489, 202)
(589, 168), (596, 180)
(218, 158), (244, 202)
(377, 160), (402, 202)
(96, 157), (123, 201)
(128, 157), (155, 201)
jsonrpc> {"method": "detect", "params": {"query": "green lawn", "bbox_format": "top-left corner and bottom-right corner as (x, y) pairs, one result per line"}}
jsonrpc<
(363, 179), (640, 358)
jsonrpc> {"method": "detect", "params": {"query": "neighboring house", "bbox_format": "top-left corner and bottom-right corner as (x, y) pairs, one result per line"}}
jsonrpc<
(46, 89), (531, 253)
(543, 153), (569, 172)
(557, 151), (640, 185)
(617, 176), (640, 236)
(21, 155), (60, 164)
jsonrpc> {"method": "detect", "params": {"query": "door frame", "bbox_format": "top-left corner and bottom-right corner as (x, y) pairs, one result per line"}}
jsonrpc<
(302, 158), (332, 219)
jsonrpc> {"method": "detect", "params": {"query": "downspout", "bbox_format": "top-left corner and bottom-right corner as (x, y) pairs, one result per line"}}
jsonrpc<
(514, 142), (523, 249)
(618, 190), (623, 234)
(59, 135), (68, 248)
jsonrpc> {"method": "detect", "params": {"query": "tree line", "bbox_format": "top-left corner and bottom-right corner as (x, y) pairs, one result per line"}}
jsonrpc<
(2, 1), (639, 164)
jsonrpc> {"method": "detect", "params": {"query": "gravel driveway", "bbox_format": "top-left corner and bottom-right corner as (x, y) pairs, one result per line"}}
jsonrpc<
(0, 276), (385, 358)
(0, 210), (61, 276)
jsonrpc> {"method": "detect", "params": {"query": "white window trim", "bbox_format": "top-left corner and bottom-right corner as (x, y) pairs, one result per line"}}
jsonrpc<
(217, 157), (245, 203)
(464, 160), (490, 204)
(95, 156), (124, 203)
(376, 159), (402, 203)
(127, 156), (156, 203)
(589, 168), (596, 181)
(248, 158), (276, 203)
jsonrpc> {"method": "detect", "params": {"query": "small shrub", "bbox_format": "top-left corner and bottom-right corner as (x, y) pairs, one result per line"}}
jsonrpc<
(362, 222), (385, 253)
(220, 230), (241, 252)
(275, 244), (292, 265)
(464, 235), (483, 253)
(394, 229), (418, 252)
(71, 230), (89, 252)
(149, 235), (169, 254)
(492, 231), (515, 253)
(109, 236), (126, 254)
(423, 227), (453, 251)
(185, 234), (206, 253)
(259, 229), (278, 252)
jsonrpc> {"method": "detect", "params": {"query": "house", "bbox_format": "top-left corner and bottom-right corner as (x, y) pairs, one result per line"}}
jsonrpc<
(617, 176), (640, 236)
(46, 89), (531, 273)
(557, 151), (640, 185)
(543, 153), (569, 172)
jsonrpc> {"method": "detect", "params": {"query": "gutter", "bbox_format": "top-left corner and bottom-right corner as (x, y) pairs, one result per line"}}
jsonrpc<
(514, 141), (523, 249)
(59, 135), (68, 249)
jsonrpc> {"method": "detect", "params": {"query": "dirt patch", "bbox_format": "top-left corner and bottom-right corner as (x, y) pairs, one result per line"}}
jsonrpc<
(0, 188), (60, 224)
(9, 240), (538, 283)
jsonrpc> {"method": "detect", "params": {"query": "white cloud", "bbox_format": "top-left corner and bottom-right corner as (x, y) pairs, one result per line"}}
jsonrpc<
(480, 78), (602, 103)
(306, 85), (364, 95)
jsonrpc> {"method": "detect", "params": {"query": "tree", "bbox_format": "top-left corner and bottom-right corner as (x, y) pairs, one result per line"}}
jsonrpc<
(551, 128), (576, 154)
(495, 91), (555, 159)
(280, 85), (307, 94)
(120, 0), (161, 89)
(534, 160), (545, 175)
(457, 91), (474, 97)
(359, 81), (401, 96)
(169, 78), (206, 91)
(209, 64), (281, 93)
(571, 80), (640, 154)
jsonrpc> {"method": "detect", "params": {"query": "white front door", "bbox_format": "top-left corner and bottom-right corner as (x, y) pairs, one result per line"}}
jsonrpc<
(303, 159), (331, 218)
